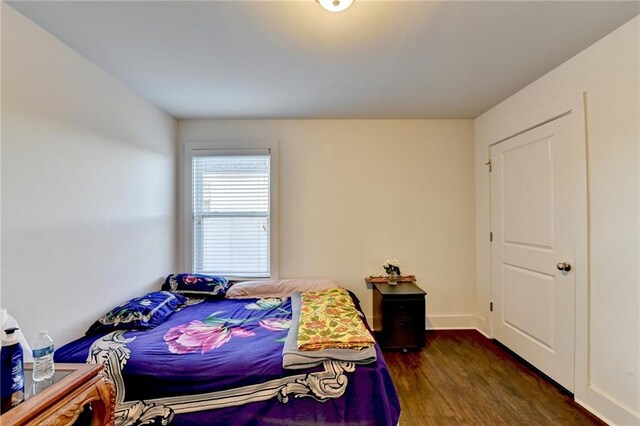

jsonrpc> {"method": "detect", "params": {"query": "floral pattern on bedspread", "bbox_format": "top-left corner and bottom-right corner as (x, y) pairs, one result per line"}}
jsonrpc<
(164, 298), (291, 354)
(54, 294), (400, 426)
(244, 297), (285, 310)
(164, 317), (254, 355)
(259, 318), (291, 331)
(298, 288), (375, 351)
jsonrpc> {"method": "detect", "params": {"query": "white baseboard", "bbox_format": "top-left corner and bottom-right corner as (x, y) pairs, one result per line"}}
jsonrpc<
(575, 389), (640, 426)
(475, 315), (491, 337)
(426, 315), (477, 330)
(575, 398), (615, 426)
(474, 325), (492, 339)
(365, 315), (487, 332)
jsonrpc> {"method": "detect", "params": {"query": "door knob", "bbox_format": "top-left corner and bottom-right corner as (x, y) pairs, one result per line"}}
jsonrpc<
(556, 262), (572, 272)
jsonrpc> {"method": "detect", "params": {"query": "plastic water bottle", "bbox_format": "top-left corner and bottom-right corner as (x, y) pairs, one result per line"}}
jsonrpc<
(32, 331), (55, 382)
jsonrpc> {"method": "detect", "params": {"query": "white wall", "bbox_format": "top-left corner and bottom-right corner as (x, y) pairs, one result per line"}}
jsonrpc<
(179, 119), (476, 328)
(0, 4), (3, 342)
(474, 16), (640, 425)
(1, 4), (178, 345)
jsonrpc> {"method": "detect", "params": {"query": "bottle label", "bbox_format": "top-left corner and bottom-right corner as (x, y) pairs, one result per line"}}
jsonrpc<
(32, 345), (54, 358)
(10, 353), (24, 392)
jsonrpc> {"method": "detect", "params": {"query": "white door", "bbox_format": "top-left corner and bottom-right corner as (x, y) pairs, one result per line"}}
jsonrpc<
(490, 112), (583, 392)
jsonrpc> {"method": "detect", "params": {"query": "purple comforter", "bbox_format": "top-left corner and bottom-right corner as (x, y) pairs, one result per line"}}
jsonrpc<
(55, 295), (400, 425)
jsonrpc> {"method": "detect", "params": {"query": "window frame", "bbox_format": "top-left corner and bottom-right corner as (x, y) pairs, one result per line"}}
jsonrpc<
(181, 141), (278, 280)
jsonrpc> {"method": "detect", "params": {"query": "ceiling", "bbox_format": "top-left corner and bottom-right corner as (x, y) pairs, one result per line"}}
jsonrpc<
(7, 1), (640, 119)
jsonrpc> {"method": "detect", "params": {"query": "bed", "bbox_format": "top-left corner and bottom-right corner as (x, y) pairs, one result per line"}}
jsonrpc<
(55, 290), (401, 425)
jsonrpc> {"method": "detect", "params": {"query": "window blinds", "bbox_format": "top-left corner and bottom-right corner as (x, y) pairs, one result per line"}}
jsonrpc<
(192, 153), (270, 277)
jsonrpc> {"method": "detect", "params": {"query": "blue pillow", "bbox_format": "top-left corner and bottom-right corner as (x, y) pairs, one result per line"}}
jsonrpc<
(161, 273), (229, 297)
(86, 291), (187, 335)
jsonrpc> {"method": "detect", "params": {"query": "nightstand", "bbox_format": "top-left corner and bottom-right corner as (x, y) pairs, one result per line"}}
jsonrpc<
(372, 282), (426, 351)
(0, 363), (115, 426)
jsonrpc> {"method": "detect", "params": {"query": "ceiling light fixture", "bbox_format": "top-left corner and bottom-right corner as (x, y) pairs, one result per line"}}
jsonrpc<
(316, 0), (354, 13)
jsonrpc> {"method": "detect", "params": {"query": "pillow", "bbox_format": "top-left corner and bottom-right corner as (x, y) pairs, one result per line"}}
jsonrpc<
(225, 279), (339, 299)
(86, 291), (186, 335)
(161, 273), (230, 297)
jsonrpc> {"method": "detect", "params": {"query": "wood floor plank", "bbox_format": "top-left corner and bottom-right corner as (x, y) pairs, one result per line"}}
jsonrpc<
(383, 330), (605, 426)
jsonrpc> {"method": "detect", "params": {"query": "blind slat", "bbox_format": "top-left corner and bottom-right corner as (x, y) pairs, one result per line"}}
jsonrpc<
(192, 154), (270, 276)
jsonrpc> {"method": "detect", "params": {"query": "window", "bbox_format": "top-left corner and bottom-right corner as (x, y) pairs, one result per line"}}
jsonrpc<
(184, 142), (277, 278)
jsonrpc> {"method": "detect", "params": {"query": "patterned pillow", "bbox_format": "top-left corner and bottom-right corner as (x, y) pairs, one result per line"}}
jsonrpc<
(161, 273), (230, 297)
(225, 279), (339, 299)
(86, 291), (187, 335)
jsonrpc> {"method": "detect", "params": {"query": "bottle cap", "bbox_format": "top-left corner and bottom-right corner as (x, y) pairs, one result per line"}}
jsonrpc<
(2, 327), (19, 345)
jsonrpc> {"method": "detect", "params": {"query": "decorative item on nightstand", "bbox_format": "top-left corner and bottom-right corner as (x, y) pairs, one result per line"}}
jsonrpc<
(383, 259), (401, 285)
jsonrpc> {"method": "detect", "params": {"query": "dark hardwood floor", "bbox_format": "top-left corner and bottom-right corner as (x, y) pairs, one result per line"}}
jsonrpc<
(383, 330), (605, 426)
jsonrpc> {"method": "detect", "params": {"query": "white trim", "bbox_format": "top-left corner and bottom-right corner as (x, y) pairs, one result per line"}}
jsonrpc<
(575, 399), (613, 425)
(190, 148), (269, 157)
(576, 394), (639, 426)
(365, 315), (499, 336)
(365, 316), (485, 331)
(426, 315), (477, 330)
(488, 111), (572, 147)
(475, 315), (491, 337)
(181, 140), (279, 279)
(572, 93), (639, 425)
(481, 93), (585, 149)
(474, 322), (492, 339)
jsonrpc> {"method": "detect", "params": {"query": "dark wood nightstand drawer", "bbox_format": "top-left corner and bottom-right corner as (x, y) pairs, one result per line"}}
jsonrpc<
(382, 299), (425, 349)
(372, 282), (426, 351)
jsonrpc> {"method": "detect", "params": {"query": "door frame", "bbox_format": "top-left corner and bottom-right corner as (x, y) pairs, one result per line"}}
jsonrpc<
(487, 93), (589, 392)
